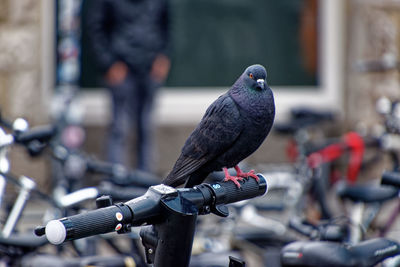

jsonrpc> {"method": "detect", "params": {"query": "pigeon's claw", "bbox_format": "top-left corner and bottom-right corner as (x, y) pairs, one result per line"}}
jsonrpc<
(223, 167), (243, 188)
(223, 175), (243, 188)
(234, 166), (260, 182)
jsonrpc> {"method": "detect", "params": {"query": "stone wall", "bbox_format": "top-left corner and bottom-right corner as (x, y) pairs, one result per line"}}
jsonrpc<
(346, 0), (400, 129)
(345, 0), (400, 178)
(0, 0), (51, 190)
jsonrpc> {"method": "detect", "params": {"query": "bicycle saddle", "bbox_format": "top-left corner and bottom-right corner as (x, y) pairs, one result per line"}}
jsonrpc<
(336, 184), (398, 203)
(281, 238), (400, 267)
(274, 117), (326, 135)
(291, 108), (336, 121)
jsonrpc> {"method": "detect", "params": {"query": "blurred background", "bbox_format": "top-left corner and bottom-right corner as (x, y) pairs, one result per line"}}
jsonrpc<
(0, 0), (398, 188)
(3, 1), (400, 266)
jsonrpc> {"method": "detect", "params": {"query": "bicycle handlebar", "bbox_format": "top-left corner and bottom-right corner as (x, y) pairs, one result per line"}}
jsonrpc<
(86, 160), (160, 187)
(41, 174), (267, 245)
(0, 123), (57, 156)
(51, 148), (160, 188)
(45, 203), (133, 244)
(381, 171), (400, 188)
(0, 112), (56, 148)
(14, 125), (56, 144)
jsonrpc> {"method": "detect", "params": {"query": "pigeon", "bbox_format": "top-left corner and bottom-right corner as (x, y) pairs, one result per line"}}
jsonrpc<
(162, 64), (275, 188)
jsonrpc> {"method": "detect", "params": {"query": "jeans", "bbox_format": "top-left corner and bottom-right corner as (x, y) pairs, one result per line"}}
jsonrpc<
(107, 71), (158, 172)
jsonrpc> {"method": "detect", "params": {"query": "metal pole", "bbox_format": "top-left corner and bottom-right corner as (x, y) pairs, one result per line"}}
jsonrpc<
(2, 176), (36, 238)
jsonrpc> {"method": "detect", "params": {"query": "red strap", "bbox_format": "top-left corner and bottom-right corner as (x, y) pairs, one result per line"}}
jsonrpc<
(307, 143), (343, 169)
(343, 132), (364, 184)
(307, 131), (364, 183)
(286, 139), (299, 163)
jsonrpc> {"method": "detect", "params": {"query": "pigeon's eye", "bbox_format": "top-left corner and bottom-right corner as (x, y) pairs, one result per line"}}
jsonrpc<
(249, 73), (254, 79)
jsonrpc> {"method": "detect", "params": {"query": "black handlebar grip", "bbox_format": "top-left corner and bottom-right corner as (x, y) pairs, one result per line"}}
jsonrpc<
(381, 171), (400, 188)
(97, 184), (147, 201)
(125, 170), (161, 187)
(211, 174), (267, 205)
(86, 159), (115, 175)
(15, 125), (56, 144)
(45, 204), (132, 244)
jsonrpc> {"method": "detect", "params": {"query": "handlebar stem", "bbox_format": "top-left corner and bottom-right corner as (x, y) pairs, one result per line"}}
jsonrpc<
(140, 202), (197, 267)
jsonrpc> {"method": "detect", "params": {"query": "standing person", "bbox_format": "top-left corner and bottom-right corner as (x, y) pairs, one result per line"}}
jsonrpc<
(86, 0), (170, 172)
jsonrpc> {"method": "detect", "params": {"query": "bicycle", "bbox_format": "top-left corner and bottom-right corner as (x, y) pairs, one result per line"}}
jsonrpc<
(277, 171), (400, 267)
(0, 114), (156, 265)
(36, 174), (268, 267)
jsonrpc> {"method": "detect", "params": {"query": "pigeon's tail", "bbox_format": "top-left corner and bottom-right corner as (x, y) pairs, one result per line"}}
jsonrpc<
(162, 169), (209, 188)
(161, 173), (186, 188)
(183, 169), (210, 188)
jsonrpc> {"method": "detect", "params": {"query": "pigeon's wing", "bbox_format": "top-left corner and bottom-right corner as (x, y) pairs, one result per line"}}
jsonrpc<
(162, 94), (243, 186)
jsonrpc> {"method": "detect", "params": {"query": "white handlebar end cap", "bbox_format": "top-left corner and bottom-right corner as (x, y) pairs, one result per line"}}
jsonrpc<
(45, 220), (66, 245)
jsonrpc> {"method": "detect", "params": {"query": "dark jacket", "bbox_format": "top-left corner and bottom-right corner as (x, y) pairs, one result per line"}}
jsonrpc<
(86, 0), (169, 73)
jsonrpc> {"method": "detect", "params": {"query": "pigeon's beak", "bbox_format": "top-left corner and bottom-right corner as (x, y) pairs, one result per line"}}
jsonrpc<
(256, 79), (265, 90)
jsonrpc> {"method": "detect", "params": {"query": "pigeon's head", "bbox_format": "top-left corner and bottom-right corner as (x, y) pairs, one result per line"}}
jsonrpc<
(243, 64), (268, 91)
